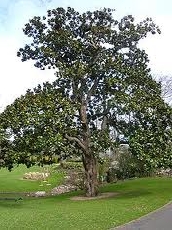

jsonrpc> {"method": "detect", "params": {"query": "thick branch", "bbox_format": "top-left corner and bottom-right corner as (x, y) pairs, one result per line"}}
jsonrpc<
(87, 78), (99, 101)
(100, 105), (111, 131)
(80, 99), (87, 124)
(101, 115), (108, 131)
(65, 134), (86, 151)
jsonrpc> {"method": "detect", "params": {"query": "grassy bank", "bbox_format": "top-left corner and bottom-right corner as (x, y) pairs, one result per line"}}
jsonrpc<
(0, 172), (171, 229)
(0, 165), (64, 192)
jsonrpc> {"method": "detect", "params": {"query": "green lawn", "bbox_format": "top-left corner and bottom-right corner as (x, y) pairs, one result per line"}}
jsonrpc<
(0, 172), (171, 230)
(0, 165), (64, 192)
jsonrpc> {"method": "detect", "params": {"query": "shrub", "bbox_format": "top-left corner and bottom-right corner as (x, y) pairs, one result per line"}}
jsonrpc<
(54, 161), (85, 189)
(106, 145), (153, 181)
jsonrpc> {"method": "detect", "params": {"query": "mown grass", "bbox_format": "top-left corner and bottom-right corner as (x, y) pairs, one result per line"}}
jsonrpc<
(0, 164), (64, 192)
(0, 171), (172, 230)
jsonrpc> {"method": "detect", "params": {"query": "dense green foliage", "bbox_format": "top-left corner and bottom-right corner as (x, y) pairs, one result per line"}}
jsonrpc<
(0, 7), (171, 195)
(128, 103), (172, 168)
(108, 149), (154, 181)
(0, 83), (76, 169)
(0, 127), (17, 170)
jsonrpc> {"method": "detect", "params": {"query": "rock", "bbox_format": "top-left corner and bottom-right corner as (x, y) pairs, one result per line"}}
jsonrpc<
(34, 191), (46, 197)
(156, 168), (172, 177)
(51, 184), (77, 195)
(23, 172), (50, 180)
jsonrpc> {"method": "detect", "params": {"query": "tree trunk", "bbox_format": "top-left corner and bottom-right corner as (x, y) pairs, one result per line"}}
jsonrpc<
(79, 99), (99, 197)
(82, 153), (99, 197)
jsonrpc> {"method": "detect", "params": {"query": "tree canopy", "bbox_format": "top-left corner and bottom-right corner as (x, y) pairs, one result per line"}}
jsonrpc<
(0, 7), (171, 196)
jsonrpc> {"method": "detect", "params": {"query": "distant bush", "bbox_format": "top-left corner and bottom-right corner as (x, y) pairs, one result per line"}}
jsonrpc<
(106, 145), (154, 181)
(60, 161), (83, 170)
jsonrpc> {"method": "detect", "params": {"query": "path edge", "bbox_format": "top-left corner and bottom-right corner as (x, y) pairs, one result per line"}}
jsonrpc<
(110, 200), (172, 230)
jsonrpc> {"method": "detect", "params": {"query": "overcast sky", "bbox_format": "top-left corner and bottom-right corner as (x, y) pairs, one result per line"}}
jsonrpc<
(0, 0), (172, 110)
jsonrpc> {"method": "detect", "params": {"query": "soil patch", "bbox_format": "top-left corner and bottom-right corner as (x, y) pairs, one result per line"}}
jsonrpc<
(70, 192), (119, 201)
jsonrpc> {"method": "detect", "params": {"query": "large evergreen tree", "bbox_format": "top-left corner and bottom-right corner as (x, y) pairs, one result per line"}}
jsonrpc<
(1, 7), (171, 196)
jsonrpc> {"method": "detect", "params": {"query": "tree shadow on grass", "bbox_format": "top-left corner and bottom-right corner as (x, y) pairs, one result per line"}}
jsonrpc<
(115, 189), (152, 200)
(0, 200), (24, 208)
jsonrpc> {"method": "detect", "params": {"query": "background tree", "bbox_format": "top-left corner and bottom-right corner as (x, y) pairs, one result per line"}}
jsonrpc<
(0, 126), (17, 170)
(157, 75), (172, 105)
(1, 7), (170, 197)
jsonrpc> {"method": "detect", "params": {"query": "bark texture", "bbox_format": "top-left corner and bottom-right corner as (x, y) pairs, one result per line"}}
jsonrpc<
(82, 153), (99, 197)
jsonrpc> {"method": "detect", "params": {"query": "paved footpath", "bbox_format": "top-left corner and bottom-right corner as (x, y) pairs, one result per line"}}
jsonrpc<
(114, 202), (172, 230)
